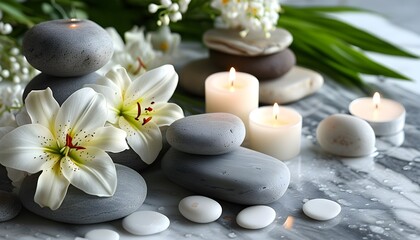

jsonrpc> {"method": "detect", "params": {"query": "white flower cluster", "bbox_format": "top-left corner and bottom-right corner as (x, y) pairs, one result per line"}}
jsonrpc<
(148, 0), (191, 26)
(0, 83), (24, 127)
(0, 47), (36, 84)
(0, 11), (13, 35)
(211, 0), (281, 38)
(99, 25), (180, 79)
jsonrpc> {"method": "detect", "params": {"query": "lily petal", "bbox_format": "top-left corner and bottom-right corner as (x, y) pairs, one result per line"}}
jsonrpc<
(119, 117), (162, 164)
(85, 84), (122, 124)
(151, 102), (184, 127)
(0, 124), (58, 173)
(62, 148), (117, 196)
(105, 67), (132, 92)
(15, 107), (32, 126)
(55, 88), (107, 142)
(81, 126), (128, 153)
(34, 162), (70, 210)
(125, 65), (178, 104)
(25, 88), (59, 129)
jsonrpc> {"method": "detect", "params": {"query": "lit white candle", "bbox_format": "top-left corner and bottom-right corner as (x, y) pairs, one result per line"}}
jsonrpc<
(205, 67), (259, 128)
(349, 92), (405, 136)
(249, 103), (302, 161)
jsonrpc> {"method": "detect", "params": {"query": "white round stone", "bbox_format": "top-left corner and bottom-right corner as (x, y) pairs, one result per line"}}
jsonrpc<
(122, 211), (170, 236)
(302, 198), (341, 221)
(178, 195), (222, 223)
(236, 205), (276, 229)
(84, 229), (119, 240)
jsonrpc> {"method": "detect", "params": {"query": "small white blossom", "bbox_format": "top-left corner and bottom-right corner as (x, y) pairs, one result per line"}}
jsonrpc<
(148, 0), (191, 26)
(211, 0), (281, 38)
(148, 3), (159, 13)
(161, 0), (172, 7)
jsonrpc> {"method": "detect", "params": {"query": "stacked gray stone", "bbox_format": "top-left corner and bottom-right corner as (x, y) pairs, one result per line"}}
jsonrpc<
(162, 112), (291, 205)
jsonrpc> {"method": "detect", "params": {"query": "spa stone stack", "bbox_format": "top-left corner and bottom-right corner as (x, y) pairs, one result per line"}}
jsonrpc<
(162, 112), (290, 205)
(22, 19), (113, 104)
(19, 19), (148, 224)
(180, 28), (324, 104)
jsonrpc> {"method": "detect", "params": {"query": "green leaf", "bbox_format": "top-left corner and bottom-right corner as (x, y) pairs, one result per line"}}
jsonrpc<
(0, 0), (33, 26)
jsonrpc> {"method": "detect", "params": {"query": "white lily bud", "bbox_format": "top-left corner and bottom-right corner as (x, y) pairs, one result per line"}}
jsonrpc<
(161, 14), (170, 25)
(148, 3), (159, 13)
(169, 12), (182, 22)
(169, 3), (179, 12)
(160, 0), (172, 7)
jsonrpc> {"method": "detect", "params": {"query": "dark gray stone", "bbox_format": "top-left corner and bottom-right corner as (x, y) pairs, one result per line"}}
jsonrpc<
(0, 190), (21, 222)
(19, 164), (147, 224)
(166, 113), (245, 155)
(22, 72), (101, 105)
(0, 166), (13, 192)
(161, 147), (290, 205)
(209, 48), (296, 80)
(23, 19), (113, 77)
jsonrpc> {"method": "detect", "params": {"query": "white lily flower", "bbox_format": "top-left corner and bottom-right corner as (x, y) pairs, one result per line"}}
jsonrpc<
(149, 25), (181, 54)
(0, 88), (129, 210)
(87, 65), (184, 164)
(100, 27), (159, 79)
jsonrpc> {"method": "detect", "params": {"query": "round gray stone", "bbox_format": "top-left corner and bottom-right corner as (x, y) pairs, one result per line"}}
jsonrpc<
(19, 164), (147, 224)
(161, 147), (290, 205)
(166, 113), (245, 155)
(0, 190), (22, 222)
(23, 19), (113, 77)
(23, 72), (101, 105)
(209, 48), (296, 80)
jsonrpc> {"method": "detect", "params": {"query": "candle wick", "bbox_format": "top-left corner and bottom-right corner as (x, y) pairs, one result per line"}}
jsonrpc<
(375, 104), (379, 110)
(275, 114), (278, 121)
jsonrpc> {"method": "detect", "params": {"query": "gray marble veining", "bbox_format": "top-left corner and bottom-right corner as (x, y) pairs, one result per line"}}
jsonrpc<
(1, 72), (419, 240)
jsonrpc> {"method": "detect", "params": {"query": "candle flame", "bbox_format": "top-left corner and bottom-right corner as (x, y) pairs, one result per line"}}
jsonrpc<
(228, 67), (236, 88)
(373, 92), (381, 109)
(273, 102), (279, 120)
(68, 18), (80, 29)
(283, 216), (294, 230)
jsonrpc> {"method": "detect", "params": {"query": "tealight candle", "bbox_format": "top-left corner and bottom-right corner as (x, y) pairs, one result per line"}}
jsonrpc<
(349, 92), (406, 136)
(205, 67), (259, 128)
(249, 103), (302, 161)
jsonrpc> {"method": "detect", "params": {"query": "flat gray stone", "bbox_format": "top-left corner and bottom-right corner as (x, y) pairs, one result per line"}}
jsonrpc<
(19, 164), (147, 224)
(259, 66), (324, 104)
(0, 190), (22, 222)
(23, 72), (101, 105)
(161, 147), (290, 205)
(203, 28), (293, 56)
(166, 113), (245, 155)
(179, 59), (323, 104)
(23, 19), (113, 77)
(209, 48), (295, 80)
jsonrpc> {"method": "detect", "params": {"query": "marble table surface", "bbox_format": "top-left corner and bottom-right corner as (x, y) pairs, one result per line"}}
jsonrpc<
(1, 12), (420, 240)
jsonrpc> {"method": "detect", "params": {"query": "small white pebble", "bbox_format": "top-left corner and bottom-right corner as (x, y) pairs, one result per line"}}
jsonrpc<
(179, 195), (222, 223)
(122, 211), (170, 235)
(236, 205), (276, 230)
(303, 198), (341, 221)
(84, 229), (119, 240)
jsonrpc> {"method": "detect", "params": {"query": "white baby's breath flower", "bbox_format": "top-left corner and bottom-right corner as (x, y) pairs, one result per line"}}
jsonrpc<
(211, 0), (281, 38)
(148, 0), (191, 26)
(148, 3), (160, 13)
